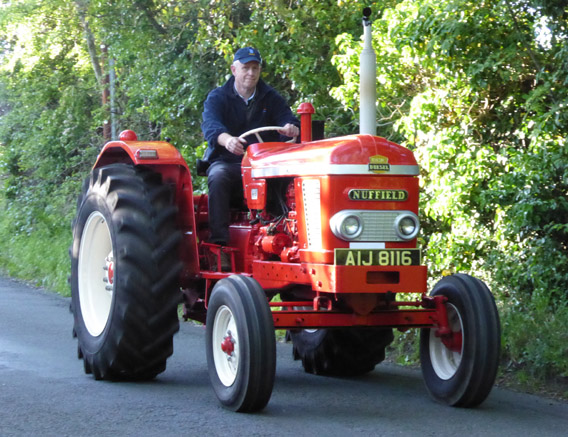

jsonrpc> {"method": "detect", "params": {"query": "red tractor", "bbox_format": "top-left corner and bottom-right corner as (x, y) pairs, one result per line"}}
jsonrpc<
(69, 11), (500, 413)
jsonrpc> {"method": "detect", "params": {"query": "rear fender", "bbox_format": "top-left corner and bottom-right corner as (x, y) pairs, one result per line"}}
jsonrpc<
(94, 140), (200, 281)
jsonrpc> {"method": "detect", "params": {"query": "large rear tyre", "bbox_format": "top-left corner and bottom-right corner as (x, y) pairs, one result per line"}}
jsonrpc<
(420, 274), (500, 407)
(291, 327), (394, 376)
(69, 164), (182, 380)
(206, 275), (276, 412)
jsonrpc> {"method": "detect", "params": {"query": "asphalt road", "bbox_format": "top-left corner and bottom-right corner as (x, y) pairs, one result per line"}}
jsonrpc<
(1, 275), (567, 437)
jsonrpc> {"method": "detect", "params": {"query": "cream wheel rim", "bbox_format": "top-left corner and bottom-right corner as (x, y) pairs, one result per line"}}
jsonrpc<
(212, 305), (240, 387)
(78, 211), (114, 337)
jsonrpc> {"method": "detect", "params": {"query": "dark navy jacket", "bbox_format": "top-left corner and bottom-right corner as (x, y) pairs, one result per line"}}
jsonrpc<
(201, 76), (299, 163)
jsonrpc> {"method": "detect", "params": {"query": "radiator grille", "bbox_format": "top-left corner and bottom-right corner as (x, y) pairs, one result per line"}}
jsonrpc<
(302, 179), (322, 249)
(331, 210), (418, 242)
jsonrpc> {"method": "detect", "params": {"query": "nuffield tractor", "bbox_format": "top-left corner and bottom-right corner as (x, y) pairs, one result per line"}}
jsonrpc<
(70, 9), (500, 412)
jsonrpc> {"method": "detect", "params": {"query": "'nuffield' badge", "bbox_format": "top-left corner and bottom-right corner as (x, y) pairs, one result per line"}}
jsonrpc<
(348, 189), (408, 201)
(369, 155), (390, 173)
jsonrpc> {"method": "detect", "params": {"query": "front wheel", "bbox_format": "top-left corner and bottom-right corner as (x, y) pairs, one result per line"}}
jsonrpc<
(420, 274), (501, 407)
(206, 275), (276, 412)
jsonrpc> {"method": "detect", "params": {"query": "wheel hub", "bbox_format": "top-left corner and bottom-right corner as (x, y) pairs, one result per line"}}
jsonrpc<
(103, 254), (114, 290)
(221, 331), (235, 356)
(438, 331), (463, 353)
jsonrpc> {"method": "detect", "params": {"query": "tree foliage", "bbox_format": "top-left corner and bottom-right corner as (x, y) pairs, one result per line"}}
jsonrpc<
(332, 0), (568, 380)
(0, 0), (566, 384)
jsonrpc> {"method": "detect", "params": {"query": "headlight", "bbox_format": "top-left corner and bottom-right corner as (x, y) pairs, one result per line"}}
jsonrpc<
(341, 215), (362, 237)
(394, 213), (419, 240)
(330, 212), (363, 240)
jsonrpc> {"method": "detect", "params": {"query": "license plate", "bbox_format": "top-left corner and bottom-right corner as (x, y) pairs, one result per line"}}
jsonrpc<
(334, 249), (421, 266)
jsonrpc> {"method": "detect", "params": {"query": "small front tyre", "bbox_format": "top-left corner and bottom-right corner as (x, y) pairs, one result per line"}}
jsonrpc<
(206, 275), (276, 412)
(420, 274), (500, 407)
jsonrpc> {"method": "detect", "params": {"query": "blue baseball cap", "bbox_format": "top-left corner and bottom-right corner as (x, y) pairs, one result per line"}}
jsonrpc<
(233, 47), (262, 64)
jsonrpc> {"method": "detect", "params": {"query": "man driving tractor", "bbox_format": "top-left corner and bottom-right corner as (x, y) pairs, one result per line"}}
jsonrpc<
(201, 47), (300, 257)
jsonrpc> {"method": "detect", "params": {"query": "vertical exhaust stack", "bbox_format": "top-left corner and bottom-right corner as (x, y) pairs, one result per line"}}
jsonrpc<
(360, 7), (377, 136)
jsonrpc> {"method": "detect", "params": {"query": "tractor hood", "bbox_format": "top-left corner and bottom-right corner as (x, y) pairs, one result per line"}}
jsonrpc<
(244, 134), (419, 178)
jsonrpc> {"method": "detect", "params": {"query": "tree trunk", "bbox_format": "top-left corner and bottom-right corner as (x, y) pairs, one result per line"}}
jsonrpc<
(74, 0), (103, 86)
(75, 0), (110, 141)
(101, 45), (111, 141)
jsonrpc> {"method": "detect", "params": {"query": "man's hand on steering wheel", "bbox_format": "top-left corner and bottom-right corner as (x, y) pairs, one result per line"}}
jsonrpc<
(218, 133), (247, 155)
(218, 124), (299, 155)
(278, 123), (299, 138)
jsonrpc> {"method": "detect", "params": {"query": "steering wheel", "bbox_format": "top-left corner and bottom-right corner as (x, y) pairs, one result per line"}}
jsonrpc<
(239, 126), (297, 144)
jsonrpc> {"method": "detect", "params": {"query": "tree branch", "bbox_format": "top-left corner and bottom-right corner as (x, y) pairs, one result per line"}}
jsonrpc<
(134, 0), (167, 35)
